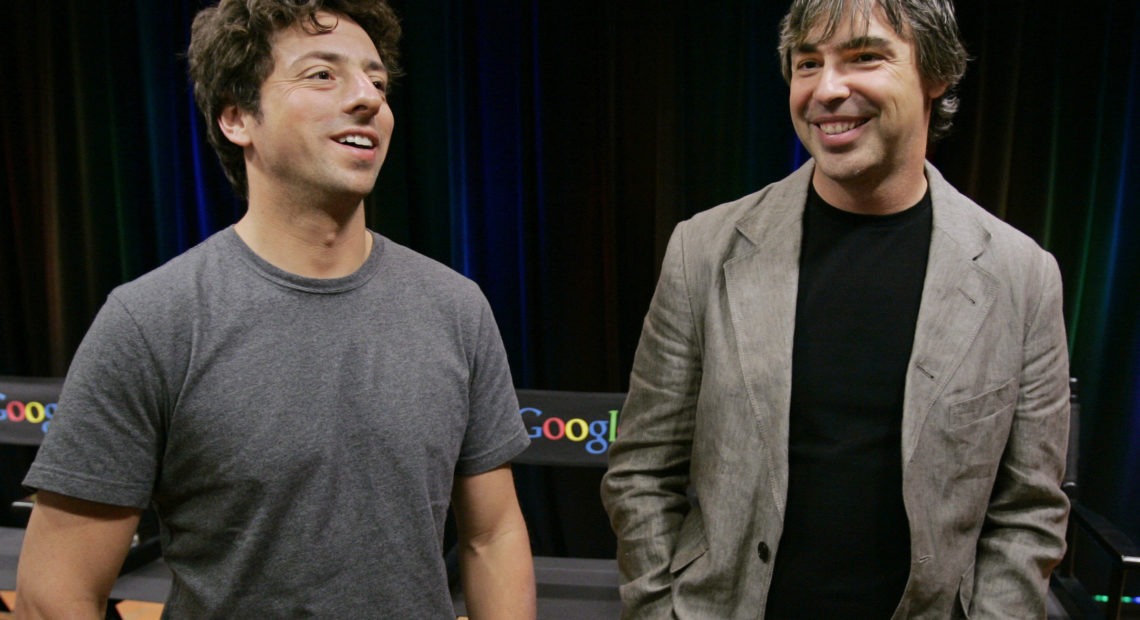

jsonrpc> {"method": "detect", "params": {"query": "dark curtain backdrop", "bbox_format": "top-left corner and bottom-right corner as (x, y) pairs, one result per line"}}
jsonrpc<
(3, 0), (1139, 557)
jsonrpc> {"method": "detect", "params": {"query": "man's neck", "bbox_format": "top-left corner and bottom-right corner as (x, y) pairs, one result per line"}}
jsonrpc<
(234, 191), (372, 279)
(811, 163), (929, 216)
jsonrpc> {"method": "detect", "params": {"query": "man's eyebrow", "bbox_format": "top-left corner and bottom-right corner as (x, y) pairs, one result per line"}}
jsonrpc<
(794, 35), (893, 54)
(290, 50), (387, 73)
(794, 41), (820, 54)
(838, 35), (892, 51)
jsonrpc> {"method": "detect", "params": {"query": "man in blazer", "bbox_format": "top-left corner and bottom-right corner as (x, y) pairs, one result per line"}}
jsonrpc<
(601, 0), (1070, 618)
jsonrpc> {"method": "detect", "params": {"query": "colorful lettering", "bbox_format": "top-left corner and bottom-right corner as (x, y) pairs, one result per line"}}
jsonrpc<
(5, 401), (24, 422)
(542, 417), (566, 440)
(521, 406), (621, 455)
(0, 393), (56, 434)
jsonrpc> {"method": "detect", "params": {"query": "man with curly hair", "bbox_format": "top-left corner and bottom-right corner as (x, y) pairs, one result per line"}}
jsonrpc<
(602, 0), (1070, 617)
(15, 1), (536, 617)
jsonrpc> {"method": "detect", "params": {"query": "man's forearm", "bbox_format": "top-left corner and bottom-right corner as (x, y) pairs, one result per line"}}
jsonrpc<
(13, 590), (108, 620)
(15, 491), (141, 620)
(459, 524), (536, 619)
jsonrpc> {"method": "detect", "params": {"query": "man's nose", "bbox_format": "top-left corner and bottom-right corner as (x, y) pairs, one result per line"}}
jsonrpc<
(814, 64), (850, 103)
(344, 73), (384, 116)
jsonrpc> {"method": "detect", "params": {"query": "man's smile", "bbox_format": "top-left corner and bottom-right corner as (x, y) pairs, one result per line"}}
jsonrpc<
(334, 131), (378, 150)
(817, 118), (869, 135)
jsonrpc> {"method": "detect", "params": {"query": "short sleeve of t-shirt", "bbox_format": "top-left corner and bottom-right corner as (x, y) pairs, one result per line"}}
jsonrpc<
(24, 294), (165, 509)
(455, 294), (529, 475)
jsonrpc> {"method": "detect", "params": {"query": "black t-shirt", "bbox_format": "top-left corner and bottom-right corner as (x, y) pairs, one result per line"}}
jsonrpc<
(765, 186), (932, 618)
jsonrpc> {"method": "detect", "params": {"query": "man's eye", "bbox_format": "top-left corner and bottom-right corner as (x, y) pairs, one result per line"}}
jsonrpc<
(855, 53), (880, 63)
(373, 80), (387, 93)
(310, 70), (332, 80)
(796, 59), (820, 70)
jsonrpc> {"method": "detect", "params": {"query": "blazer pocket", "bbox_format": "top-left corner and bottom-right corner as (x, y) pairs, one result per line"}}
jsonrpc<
(947, 379), (1018, 429)
(669, 510), (709, 575)
(946, 381), (1018, 480)
(956, 560), (976, 619)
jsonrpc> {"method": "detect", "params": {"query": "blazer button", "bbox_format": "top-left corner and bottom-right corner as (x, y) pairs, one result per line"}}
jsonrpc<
(757, 542), (771, 563)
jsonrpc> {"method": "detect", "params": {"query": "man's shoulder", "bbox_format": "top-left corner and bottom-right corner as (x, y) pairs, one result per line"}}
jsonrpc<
(926, 164), (1051, 261)
(110, 229), (233, 307)
(374, 234), (485, 300)
(681, 163), (812, 240)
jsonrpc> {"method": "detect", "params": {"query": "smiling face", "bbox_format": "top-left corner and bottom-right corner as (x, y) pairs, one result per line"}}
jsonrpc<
(788, 5), (946, 212)
(220, 11), (394, 209)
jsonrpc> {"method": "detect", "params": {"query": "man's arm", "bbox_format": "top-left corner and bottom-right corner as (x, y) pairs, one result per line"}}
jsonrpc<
(451, 464), (535, 620)
(600, 225), (700, 618)
(971, 252), (1071, 615)
(15, 490), (142, 619)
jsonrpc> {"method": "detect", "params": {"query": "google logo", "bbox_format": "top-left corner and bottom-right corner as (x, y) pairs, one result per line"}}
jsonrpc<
(522, 406), (619, 456)
(0, 392), (55, 435)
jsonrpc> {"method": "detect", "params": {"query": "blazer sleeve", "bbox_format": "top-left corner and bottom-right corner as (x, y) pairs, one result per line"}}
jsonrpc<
(601, 223), (702, 618)
(970, 250), (1071, 616)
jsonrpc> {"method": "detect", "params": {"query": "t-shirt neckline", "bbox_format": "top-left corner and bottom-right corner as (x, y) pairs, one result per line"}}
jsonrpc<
(221, 226), (383, 294)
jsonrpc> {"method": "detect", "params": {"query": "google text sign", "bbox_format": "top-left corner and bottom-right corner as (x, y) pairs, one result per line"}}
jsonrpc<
(515, 389), (626, 468)
(0, 380), (628, 464)
(0, 376), (64, 446)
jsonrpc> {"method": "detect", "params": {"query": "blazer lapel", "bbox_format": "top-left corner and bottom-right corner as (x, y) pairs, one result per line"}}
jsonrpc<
(902, 165), (999, 463)
(718, 163), (995, 507)
(723, 163), (812, 516)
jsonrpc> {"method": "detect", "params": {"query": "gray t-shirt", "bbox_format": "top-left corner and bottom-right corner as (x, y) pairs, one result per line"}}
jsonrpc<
(25, 228), (529, 618)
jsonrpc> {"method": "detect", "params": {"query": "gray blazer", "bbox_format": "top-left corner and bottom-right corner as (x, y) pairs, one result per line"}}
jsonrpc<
(601, 161), (1071, 619)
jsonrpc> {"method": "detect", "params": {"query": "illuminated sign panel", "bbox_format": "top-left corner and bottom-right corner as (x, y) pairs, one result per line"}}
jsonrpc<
(515, 390), (626, 468)
(0, 376), (64, 446)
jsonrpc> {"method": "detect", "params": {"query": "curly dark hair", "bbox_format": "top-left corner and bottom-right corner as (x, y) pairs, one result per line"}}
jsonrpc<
(187, 0), (402, 199)
(778, 0), (968, 145)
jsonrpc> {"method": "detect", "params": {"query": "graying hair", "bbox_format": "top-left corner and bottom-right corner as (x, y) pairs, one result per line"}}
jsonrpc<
(778, 0), (968, 144)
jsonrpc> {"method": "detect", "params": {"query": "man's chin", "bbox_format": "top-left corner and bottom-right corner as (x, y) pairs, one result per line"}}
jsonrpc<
(811, 155), (875, 185)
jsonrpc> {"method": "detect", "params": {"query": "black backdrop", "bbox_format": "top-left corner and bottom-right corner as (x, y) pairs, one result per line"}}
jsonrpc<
(2, 0), (1139, 557)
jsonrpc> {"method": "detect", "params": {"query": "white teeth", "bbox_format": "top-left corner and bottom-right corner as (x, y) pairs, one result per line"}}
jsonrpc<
(338, 135), (374, 148)
(818, 120), (865, 135)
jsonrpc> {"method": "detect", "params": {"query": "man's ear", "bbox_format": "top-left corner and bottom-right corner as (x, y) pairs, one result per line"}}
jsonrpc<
(217, 104), (253, 147)
(926, 80), (949, 100)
